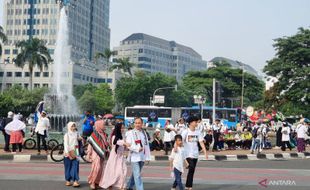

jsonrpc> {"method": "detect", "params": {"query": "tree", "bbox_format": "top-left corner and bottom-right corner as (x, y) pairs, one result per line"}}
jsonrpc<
(95, 48), (114, 83)
(93, 84), (114, 114)
(110, 57), (135, 76)
(263, 27), (310, 117)
(15, 38), (52, 90)
(0, 85), (48, 117)
(78, 90), (97, 113)
(0, 25), (7, 56)
(73, 83), (96, 100)
(115, 71), (190, 109)
(76, 84), (114, 114)
(182, 65), (264, 107)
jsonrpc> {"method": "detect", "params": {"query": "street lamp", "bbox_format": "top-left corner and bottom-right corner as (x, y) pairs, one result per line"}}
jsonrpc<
(193, 95), (206, 120)
(151, 85), (177, 106)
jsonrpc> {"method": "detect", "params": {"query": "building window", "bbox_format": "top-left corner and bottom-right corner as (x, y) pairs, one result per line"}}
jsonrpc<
(6, 72), (12, 77)
(138, 49), (143, 53)
(107, 78), (112, 83)
(0, 72), (4, 77)
(6, 83), (12, 89)
(34, 72), (40, 77)
(13, 49), (18, 54)
(24, 72), (30, 77)
(34, 83), (40, 88)
(42, 84), (48, 87)
(15, 72), (22, 77)
(86, 76), (89, 81)
(4, 49), (10, 54)
(43, 72), (49, 77)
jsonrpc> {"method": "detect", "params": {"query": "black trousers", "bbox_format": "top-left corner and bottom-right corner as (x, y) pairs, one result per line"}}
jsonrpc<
(212, 132), (220, 150)
(185, 158), (198, 188)
(12, 143), (22, 152)
(281, 141), (292, 151)
(164, 142), (172, 155)
(2, 131), (11, 151)
(37, 132), (47, 152)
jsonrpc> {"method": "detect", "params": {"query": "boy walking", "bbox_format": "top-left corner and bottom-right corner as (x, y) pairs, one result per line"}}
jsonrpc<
(169, 135), (189, 190)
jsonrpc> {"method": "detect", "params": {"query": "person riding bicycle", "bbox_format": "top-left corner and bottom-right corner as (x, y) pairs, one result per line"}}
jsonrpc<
(82, 110), (95, 140)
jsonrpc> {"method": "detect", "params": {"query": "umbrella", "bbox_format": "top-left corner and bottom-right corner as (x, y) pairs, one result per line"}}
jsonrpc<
(103, 114), (114, 119)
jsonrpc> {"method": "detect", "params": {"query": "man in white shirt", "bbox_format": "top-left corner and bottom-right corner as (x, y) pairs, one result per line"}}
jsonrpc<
(163, 120), (176, 155)
(296, 119), (309, 152)
(35, 111), (50, 155)
(212, 119), (221, 151)
(126, 117), (151, 190)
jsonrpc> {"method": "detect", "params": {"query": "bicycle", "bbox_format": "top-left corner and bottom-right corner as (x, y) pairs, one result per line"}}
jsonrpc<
(23, 135), (59, 150)
(50, 141), (90, 163)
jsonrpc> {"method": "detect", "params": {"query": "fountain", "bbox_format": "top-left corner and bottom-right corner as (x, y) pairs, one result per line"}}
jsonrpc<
(42, 4), (80, 132)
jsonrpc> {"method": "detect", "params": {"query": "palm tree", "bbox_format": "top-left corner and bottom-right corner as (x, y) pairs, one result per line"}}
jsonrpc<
(95, 48), (114, 83)
(15, 38), (52, 90)
(0, 25), (8, 56)
(110, 57), (135, 76)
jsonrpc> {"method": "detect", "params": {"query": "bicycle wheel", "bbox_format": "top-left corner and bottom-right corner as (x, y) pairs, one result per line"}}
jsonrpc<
(47, 139), (59, 150)
(23, 139), (36, 149)
(50, 144), (64, 162)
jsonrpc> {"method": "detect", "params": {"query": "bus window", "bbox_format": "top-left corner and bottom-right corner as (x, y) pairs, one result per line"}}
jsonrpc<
(227, 110), (237, 122)
(158, 109), (171, 118)
(126, 108), (149, 118)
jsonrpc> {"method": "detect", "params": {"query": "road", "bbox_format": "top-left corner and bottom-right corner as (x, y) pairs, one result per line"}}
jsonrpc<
(0, 159), (310, 190)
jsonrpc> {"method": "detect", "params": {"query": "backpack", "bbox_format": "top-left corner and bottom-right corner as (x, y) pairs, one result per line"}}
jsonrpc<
(0, 118), (5, 131)
(252, 128), (258, 138)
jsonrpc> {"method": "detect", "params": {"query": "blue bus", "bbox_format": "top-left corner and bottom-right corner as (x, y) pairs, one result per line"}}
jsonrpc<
(180, 106), (239, 129)
(124, 106), (172, 128)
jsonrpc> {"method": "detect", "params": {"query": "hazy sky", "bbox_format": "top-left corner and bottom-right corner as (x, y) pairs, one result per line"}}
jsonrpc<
(1, 0), (309, 73)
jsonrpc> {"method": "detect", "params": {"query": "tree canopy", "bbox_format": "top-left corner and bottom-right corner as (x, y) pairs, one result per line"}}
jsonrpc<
(264, 27), (310, 117)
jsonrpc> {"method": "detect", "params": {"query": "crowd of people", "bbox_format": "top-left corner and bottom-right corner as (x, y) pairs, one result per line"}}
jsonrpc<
(1, 109), (309, 190)
(149, 117), (310, 155)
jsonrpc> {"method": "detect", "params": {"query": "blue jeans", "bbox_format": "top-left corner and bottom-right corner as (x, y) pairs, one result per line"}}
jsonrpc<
(127, 161), (144, 190)
(173, 168), (184, 190)
(251, 139), (261, 152)
(64, 157), (79, 182)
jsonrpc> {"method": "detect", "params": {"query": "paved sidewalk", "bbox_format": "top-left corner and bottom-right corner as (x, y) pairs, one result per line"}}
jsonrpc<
(1, 146), (310, 162)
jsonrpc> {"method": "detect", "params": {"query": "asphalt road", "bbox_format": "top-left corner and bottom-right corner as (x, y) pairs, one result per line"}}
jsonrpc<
(0, 159), (309, 190)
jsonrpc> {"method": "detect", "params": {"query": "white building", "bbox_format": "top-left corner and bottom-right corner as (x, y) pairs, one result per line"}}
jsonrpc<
(113, 33), (207, 81)
(0, 0), (120, 90)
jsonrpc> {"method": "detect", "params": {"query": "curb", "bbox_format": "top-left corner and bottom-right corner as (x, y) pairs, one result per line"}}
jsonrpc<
(0, 152), (309, 162)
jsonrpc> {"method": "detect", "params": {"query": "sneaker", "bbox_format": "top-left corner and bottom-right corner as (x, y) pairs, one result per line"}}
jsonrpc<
(73, 181), (80, 187)
(37, 152), (41, 155)
(171, 188), (176, 190)
(65, 181), (71, 186)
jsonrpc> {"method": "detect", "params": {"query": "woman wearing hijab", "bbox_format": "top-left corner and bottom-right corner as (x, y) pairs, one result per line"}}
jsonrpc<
(87, 117), (110, 190)
(63, 122), (81, 187)
(100, 122), (130, 190)
(5, 115), (26, 153)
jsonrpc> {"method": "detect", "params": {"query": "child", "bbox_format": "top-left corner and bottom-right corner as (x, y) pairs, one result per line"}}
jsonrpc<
(63, 122), (81, 187)
(169, 135), (189, 190)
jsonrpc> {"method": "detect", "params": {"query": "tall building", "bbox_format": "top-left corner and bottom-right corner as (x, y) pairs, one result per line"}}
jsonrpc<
(0, 0), (115, 90)
(209, 57), (262, 80)
(113, 33), (207, 81)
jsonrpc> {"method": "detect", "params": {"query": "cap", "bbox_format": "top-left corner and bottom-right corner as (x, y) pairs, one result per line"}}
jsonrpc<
(155, 128), (160, 132)
(98, 115), (103, 119)
(41, 111), (47, 114)
(7, 111), (14, 117)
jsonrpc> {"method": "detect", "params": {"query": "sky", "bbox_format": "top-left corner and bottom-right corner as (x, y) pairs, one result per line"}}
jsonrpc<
(1, 0), (310, 73)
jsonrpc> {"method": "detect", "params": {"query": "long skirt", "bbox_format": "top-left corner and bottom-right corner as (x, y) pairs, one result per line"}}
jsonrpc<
(297, 138), (305, 152)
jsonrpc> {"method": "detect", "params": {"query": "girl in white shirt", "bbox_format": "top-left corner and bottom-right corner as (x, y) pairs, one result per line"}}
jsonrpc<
(281, 122), (292, 151)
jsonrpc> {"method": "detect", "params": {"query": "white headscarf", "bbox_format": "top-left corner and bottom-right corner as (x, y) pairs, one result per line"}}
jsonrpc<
(5, 115), (26, 135)
(67, 122), (78, 138)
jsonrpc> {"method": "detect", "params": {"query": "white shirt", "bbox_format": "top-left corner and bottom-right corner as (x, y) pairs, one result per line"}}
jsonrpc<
(281, 126), (290, 141)
(175, 123), (187, 135)
(181, 128), (203, 159)
(35, 116), (50, 135)
(63, 132), (79, 157)
(163, 124), (175, 142)
(169, 147), (186, 173)
(296, 124), (307, 139)
(126, 129), (151, 162)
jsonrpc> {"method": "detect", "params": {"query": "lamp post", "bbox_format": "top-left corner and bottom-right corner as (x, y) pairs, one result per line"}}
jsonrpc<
(193, 95), (206, 120)
(241, 63), (245, 109)
(151, 85), (177, 106)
